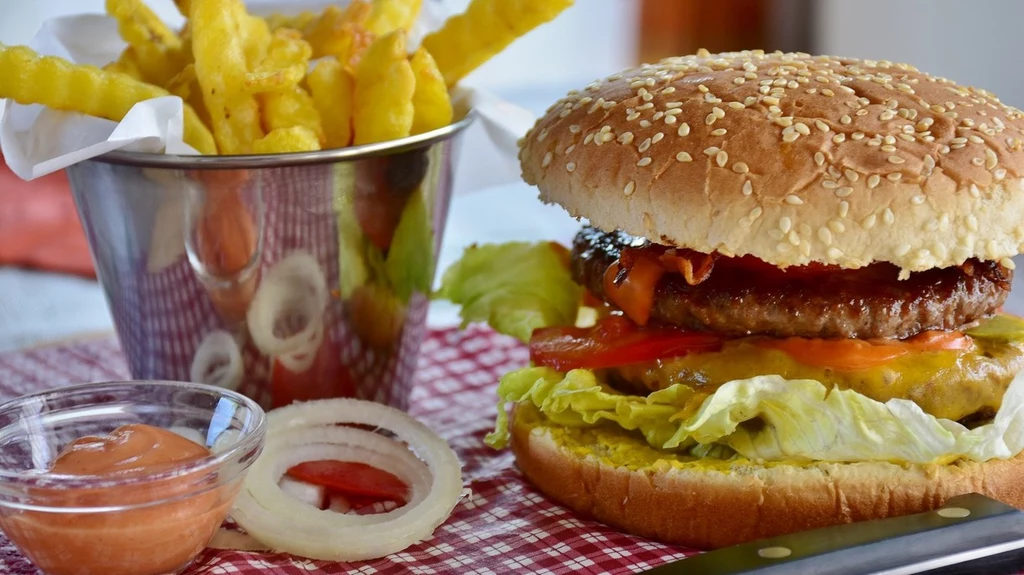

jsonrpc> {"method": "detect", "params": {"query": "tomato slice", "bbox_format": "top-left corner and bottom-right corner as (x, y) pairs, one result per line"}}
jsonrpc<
(602, 258), (665, 325)
(286, 461), (409, 503)
(530, 316), (723, 371)
(758, 330), (973, 372)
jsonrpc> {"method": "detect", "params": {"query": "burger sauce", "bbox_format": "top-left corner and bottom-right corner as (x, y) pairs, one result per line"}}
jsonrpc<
(0, 424), (236, 575)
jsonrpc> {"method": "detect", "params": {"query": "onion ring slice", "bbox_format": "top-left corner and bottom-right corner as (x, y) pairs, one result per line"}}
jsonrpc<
(190, 330), (244, 390)
(247, 252), (328, 371)
(230, 399), (463, 561)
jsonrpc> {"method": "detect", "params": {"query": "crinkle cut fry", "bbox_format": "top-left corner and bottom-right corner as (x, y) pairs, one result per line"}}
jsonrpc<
(422, 0), (575, 86)
(0, 43), (216, 154)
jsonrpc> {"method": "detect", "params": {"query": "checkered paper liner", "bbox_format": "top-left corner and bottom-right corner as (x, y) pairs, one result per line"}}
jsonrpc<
(0, 326), (695, 575)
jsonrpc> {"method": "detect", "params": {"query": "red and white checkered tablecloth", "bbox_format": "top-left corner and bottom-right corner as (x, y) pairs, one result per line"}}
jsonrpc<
(0, 326), (696, 575)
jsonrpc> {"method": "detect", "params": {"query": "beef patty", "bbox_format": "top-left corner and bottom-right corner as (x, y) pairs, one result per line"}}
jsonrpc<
(573, 226), (1012, 339)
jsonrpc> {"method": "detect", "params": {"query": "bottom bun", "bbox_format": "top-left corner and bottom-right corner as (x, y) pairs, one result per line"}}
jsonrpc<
(509, 405), (1024, 549)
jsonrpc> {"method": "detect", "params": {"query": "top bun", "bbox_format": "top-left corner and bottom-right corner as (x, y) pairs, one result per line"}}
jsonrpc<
(519, 50), (1024, 272)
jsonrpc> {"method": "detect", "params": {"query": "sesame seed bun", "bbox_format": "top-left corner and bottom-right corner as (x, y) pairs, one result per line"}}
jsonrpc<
(510, 405), (1024, 549)
(519, 50), (1024, 272)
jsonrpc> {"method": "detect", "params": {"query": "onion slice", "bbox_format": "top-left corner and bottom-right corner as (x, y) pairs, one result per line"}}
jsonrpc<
(230, 399), (464, 561)
(246, 252), (328, 372)
(190, 330), (244, 391)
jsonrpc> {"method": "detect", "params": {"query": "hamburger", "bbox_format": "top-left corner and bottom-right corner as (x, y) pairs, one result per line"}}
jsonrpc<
(438, 50), (1024, 548)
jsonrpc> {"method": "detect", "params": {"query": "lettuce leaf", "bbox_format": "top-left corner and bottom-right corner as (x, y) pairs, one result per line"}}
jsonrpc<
(487, 366), (1024, 465)
(436, 242), (582, 343)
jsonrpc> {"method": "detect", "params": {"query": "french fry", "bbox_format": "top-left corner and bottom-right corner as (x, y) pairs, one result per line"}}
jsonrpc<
(266, 11), (318, 32)
(307, 58), (354, 148)
(105, 0), (187, 86)
(103, 46), (143, 79)
(191, 0), (264, 153)
(165, 63), (210, 127)
(353, 30), (415, 145)
(172, 0), (192, 18)
(303, 2), (373, 60)
(240, 11), (272, 70)
(253, 126), (321, 153)
(260, 85), (325, 146)
(0, 44), (216, 154)
(409, 47), (452, 135)
(244, 29), (311, 94)
(365, 0), (423, 35)
(422, 0), (574, 86)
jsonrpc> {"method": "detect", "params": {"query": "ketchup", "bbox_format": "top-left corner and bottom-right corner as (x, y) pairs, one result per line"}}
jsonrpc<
(0, 424), (234, 575)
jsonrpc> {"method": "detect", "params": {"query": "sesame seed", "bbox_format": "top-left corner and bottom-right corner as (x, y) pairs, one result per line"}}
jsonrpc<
(862, 213), (878, 229)
(985, 148), (998, 169)
(763, 96), (781, 106)
(822, 180), (839, 189)
(822, 88), (835, 97)
(537, 129), (549, 141)
(844, 169), (859, 182)
(827, 247), (844, 259)
(618, 132), (635, 145)
(967, 214), (979, 232)
(678, 123), (691, 137)
(794, 122), (811, 135)
(711, 128), (728, 136)
(716, 151), (729, 167)
(706, 114), (717, 125)
(783, 132), (800, 143)
(840, 115), (852, 125)
(839, 201), (850, 218)
(559, 109), (571, 118)
(704, 146), (720, 156)
(814, 152), (825, 166)
(881, 145), (897, 153)
(653, 111), (665, 121)
(542, 152), (552, 167)
(638, 103), (655, 110)
(970, 184), (981, 198)
(732, 162), (749, 174)
(733, 77), (746, 85)
(698, 84), (709, 93)
(995, 168), (1007, 180)
(971, 157), (984, 166)
(713, 107), (726, 119)
(665, 108), (683, 116)
(640, 120), (652, 128)
(852, 132), (865, 140)
(785, 194), (804, 205)
(888, 155), (905, 164)
(775, 116), (794, 127)
(895, 243), (912, 257)
(662, 86), (676, 94)
(883, 208), (895, 225)
(832, 134), (846, 144)
(584, 133), (595, 145)
(828, 166), (842, 179)
(969, 135), (984, 144)
(623, 181), (636, 196)
(818, 227), (833, 245)
(676, 152), (692, 162)
(887, 173), (902, 182)
(815, 120), (830, 132)
(638, 138), (652, 153)
(749, 206), (763, 220)
(923, 155), (935, 175)
(665, 116), (678, 125)
(569, 125), (581, 134)
(911, 194), (926, 205)
(1002, 258), (1017, 270)
(836, 187), (854, 197)
(637, 157), (652, 167)
(728, 101), (745, 110)
(565, 145), (576, 154)
(566, 162), (576, 172)
(627, 112), (641, 122)
(779, 216), (793, 233)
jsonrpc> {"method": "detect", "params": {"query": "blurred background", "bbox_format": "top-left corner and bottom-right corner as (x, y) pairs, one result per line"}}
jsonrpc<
(1, 0), (1023, 350)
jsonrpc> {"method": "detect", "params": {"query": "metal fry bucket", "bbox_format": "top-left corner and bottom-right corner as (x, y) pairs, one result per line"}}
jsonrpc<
(65, 112), (474, 410)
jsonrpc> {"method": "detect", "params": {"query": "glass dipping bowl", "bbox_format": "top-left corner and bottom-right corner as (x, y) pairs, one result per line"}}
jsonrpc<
(0, 381), (266, 575)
